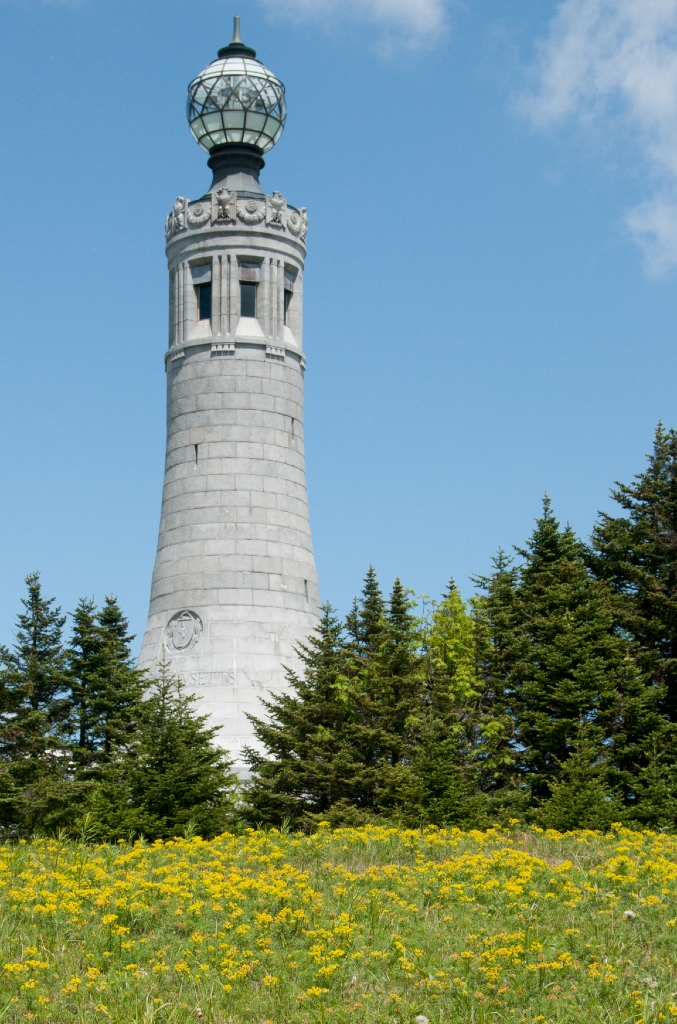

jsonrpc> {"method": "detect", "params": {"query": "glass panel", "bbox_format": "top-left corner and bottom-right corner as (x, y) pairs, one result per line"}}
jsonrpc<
(240, 282), (257, 318)
(202, 112), (223, 132)
(244, 111), (266, 132)
(223, 110), (245, 129)
(188, 55), (286, 153)
(284, 289), (292, 325)
(198, 283), (212, 321)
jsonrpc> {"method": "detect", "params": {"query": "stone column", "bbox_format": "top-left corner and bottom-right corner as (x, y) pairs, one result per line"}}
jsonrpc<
(229, 254), (238, 337)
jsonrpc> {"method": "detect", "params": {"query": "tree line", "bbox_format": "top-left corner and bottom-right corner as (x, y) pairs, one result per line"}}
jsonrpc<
(3, 424), (677, 837)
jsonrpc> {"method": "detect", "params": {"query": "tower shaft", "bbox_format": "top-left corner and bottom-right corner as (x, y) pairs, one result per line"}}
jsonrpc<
(138, 187), (319, 769)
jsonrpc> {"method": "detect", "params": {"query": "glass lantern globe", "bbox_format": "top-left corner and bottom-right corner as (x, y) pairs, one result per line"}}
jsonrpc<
(187, 50), (286, 155)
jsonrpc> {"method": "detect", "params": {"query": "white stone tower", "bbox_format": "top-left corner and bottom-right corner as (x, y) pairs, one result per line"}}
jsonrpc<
(138, 17), (320, 770)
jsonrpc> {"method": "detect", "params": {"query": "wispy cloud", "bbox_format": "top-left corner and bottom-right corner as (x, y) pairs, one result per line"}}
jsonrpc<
(520, 0), (677, 275)
(258, 0), (447, 48)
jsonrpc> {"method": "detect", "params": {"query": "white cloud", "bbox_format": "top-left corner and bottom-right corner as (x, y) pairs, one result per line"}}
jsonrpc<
(521, 0), (677, 275)
(258, 0), (446, 47)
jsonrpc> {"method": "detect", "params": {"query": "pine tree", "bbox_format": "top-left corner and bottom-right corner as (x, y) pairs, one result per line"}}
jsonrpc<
(0, 573), (75, 834)
(345, 565), (387, 657)
(244, 605), (358, 825)
(68, 596), (146, 774)
(337, 576), (424, 818)
(537, 725), (621, 832)
(87, 661), (236, 840)
(509, 498), (622, 804)
(591, 424), (677, 720)
(398, 582), (491, 827)
(472, 551), (524, 806)
(629, 730), (677, 828)
(476, 499), (665, 822)
(246, 572), (425, 826)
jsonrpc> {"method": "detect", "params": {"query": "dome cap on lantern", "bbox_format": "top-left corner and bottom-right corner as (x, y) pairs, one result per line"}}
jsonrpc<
(187, 16), (286, 154)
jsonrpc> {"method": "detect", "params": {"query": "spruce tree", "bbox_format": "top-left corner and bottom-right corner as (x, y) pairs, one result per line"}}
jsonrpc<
(509, 498), (621, 803)
(246, 572), (425, 826)
(68, 596), (146, 774)
(476, 499), (666, 822)
(472, 552), (524, 804)
(348, 577), (423, 816)
(244, 605), (358, 825)
(88, 661), (236, 840)
(399, 582), (491, 827)
(0, 573), (74, 834)
(591, 424), (677, 720)
(537, 725), (621, 832)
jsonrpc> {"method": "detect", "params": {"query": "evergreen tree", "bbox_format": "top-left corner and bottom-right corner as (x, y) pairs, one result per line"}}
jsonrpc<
(87, 661), (236, 840)
(476, 499), (666, 821)
(629, 731), (677, 828)
(537, 725), (621, 832)
(247, 571), (425, 825)
(347, 577), (423, 816)
(244, 605), (358, 826)
(68, 596), (146, 775)
(398, 582), (491, 827)
(591, 424), (677, 720)
(472, 551), (524, 806)
(0, 573), (75, 834)
(509, 498), (621, 803)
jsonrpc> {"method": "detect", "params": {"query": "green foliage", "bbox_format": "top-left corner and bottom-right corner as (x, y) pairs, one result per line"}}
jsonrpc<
(536, 725), (621, 831)
(246, 573), (502, 828)
(68, 596), (146, 773)
(0, 573), (76, 834)
(8, 423), (677, 837)
(475, 498), (673, 825)
(591, 423), (677, 722)
(87, 661), (237, 841)
(243, 604), (366, 826)
(393, 582), (491, 827)
(0, 579), (236, 840)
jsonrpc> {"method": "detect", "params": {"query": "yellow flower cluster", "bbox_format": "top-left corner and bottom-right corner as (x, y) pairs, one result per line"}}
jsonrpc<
(1, 823), (676, 1022)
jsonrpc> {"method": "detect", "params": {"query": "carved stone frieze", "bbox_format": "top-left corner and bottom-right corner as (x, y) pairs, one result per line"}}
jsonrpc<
(165, 191), (308, 242)
(237, 198), (266, 225)
(287, 206), (308, 242)
(212, 188), (237, 224)
(166, 197), (187, 240)
(186, 201), (211, 228)
(266, 191), (287, 228)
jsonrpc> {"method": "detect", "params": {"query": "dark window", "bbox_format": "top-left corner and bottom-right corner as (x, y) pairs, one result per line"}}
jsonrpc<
(284, 289), (292, 325)
(240, 281), (257, 318)
(197, 282), (212, 321)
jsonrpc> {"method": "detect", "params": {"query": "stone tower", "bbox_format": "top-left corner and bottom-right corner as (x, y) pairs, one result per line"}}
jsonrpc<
(138, 18), (320, 771)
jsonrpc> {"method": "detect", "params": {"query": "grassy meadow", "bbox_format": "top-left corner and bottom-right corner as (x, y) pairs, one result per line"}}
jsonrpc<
(2, 824), (677, 1024)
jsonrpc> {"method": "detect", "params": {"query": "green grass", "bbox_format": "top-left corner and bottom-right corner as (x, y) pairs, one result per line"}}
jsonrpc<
(1, 823), (677, 1023)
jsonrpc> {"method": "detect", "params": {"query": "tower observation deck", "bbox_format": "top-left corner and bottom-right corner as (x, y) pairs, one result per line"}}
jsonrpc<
(138, 17), (320, 772)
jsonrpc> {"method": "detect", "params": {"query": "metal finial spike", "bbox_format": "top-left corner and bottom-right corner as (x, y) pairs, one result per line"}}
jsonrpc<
(217, 13), (256, 59)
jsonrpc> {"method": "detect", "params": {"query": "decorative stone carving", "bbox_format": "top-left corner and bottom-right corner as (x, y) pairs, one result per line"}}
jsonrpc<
(287, 206), (308, 241)
(237, 198), (266, 225)
(212, 187), (237, 224)
(166, 197), (187, 239)
(186, 201), (211, 228)
(266, 190), (287, 228)
(166, 193), (308, 241)
(166, 610), (203, 653)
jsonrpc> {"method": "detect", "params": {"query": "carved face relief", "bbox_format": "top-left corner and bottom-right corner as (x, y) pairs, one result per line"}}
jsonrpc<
(165, 610), (203, 654)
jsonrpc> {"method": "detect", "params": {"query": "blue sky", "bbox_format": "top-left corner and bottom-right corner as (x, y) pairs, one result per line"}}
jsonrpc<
(1, 0), (676, 650)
